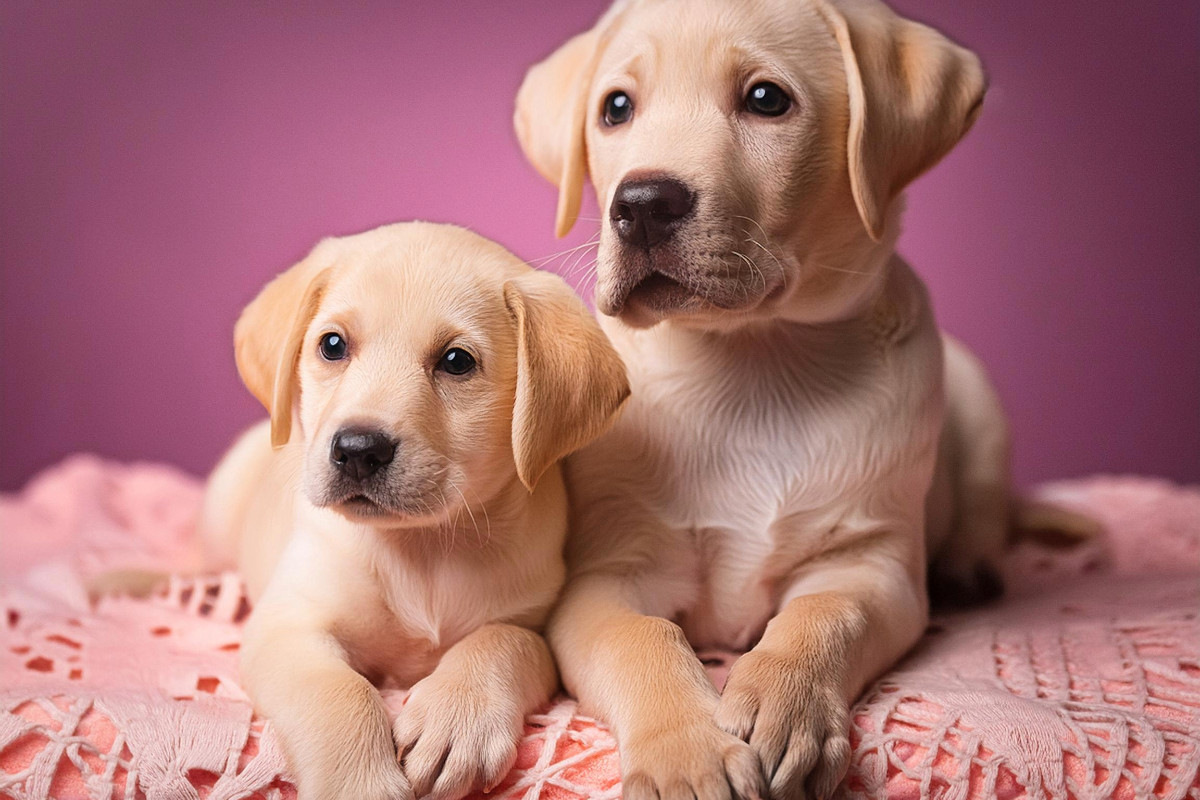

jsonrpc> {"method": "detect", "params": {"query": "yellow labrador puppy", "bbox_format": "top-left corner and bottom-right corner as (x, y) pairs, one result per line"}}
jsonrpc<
(202, 222), (628, 800)
(515, 0), (1007, 798)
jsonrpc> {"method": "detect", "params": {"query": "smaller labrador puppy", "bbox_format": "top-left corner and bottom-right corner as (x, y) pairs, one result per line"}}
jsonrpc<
(201, 222), (628, 800)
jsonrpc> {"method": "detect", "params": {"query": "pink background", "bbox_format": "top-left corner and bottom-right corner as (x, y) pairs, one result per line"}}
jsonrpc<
(1, 1), (1197, 491)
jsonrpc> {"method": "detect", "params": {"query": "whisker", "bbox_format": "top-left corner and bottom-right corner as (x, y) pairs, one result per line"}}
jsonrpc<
(529, 236), (601, 267)
(810, 261), (873, 276)
(567, 256), (599, 281)
(563, 242), (598, 279)
(735, 215), (790, 293)
(439, 490), (460, 555)
(743, 236), (786, 291)
(731, 249), (766, 294)
(468, 485), (492, 546)
(733, 214), (770, 243)
(446, 479), (482, 549)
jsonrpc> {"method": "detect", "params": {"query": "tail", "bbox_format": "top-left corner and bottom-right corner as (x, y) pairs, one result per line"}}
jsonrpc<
(86, 568), (177, 600)
(931, 335), (1101, 608)
(1010, 496), (1103, 547)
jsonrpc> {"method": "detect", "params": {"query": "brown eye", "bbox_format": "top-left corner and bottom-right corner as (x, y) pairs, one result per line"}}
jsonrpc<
(319, 332), (347, 361)
(437, 347), (476, 376)
(603, 91), (633, 126)
(746, 82), (791, 117)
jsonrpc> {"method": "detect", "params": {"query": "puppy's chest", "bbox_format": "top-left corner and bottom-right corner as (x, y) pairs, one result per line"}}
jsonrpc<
(629, 362), (883, 530)
(625, 365), (896, 648)
(337, 560), (505, 686)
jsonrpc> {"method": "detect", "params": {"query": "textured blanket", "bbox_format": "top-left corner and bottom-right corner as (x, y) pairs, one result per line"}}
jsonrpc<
(1, 456), (1197, 800)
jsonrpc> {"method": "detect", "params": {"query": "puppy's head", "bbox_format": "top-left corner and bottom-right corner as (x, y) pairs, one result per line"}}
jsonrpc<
(234, 222), (629, 528)
(515, 0), (985, 329)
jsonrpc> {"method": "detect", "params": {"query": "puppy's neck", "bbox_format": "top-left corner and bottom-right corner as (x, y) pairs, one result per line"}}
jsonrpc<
(769, 200), (906, 328)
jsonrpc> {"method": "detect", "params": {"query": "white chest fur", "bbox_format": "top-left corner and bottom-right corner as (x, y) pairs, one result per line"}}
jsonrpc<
(571, 267), (943, 649)
(273, 512), (562, 687)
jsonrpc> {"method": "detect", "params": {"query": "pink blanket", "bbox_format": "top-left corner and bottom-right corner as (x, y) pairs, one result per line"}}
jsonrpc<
(2, 456), (1197, 800)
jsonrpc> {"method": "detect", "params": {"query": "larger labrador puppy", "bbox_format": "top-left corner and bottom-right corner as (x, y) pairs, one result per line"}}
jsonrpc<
(514, 0), (1009, 797)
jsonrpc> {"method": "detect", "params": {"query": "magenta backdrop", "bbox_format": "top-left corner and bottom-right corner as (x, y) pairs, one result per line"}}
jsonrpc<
(1, 1), (1197, 490)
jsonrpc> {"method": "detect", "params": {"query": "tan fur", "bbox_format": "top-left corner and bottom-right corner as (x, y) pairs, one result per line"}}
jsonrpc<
(205, 222), (628, 800)
(505, 272), (632, 490)
(234, 254), (332, 447)
(514, 1), (1007, 798)
(818, 0), (985, 240)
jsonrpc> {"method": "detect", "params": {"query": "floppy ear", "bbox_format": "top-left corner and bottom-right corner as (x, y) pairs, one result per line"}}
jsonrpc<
(818, 0), (986, 241)
(234, 253), (332, 448)
(514, 30), (601, 239)
(504, 271), (630, 491)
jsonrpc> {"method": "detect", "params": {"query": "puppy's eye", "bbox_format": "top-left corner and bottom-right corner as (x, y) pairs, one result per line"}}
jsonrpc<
(745, 82), (791, 117)
(603, 91), (633, 126)
(319, 332), (347, 361)
(437, 347), (477, 376)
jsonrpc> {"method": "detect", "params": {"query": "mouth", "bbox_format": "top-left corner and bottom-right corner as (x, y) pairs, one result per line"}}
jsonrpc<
(340, 494), (387, 515)
(316, 475), (456, 523)
(313, 481), (421, 519)
(624, 271), (698, 313)
(599, 245), (698, 318)
(599, 246), (782, 324)
(308, 482), (455, 530)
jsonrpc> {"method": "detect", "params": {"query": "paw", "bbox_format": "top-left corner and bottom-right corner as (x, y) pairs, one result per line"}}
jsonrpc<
(715, 650), (850, 800)
(927, 557), (1003, 609)
(296, 759), (412, 800)
(285, 710), (413, 800)
(394, 675), (521, 800)
(621, 717), (766, 800)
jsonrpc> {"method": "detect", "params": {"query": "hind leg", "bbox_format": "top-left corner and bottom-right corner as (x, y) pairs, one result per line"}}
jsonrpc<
(926, 335), (1010, 608)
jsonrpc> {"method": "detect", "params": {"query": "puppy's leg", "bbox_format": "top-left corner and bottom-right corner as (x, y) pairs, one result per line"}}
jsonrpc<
(549, 575), (767, 800)
(928, 335), (1009, 607)
(716, 553), (926, 800)
(241, 615), (411, 800)
(395, 623), (557, 800)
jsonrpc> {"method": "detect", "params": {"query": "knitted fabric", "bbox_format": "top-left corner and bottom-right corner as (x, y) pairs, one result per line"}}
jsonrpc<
(1, 455), (1197, 800)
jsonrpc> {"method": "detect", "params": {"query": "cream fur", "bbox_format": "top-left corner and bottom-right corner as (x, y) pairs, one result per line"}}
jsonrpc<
(202, 222), (628, 800)
(514, 1), (1007, 798)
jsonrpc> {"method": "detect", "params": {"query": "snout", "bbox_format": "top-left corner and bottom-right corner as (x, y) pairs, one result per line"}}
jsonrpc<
(610, 176), (694, 248)
(330, 427), (396, 482)
(310, 421), (451, 521)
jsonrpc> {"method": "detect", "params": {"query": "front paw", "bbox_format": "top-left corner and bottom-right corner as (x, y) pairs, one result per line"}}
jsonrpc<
(715, 650), (850, 800)
(621, 717), (766, 800)
(294, 758), (412, 800)
(394, 675), (522, 800)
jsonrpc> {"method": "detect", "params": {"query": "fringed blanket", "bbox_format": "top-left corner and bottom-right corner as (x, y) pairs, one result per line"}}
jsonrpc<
(2, 456), (1197, 799)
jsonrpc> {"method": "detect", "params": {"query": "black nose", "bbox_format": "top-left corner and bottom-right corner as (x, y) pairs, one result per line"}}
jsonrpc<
(610, 177), (694, 248)
(330, 428), (396, 481)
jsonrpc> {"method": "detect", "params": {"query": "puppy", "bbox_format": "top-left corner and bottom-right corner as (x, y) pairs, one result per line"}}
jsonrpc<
(515, 0), (1008, 797)
(202, 222), (628, 800)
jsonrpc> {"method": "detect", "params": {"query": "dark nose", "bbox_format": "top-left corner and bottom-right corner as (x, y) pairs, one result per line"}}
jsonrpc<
(610, 177), (694, 248)
(330, 428), (396, 481)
